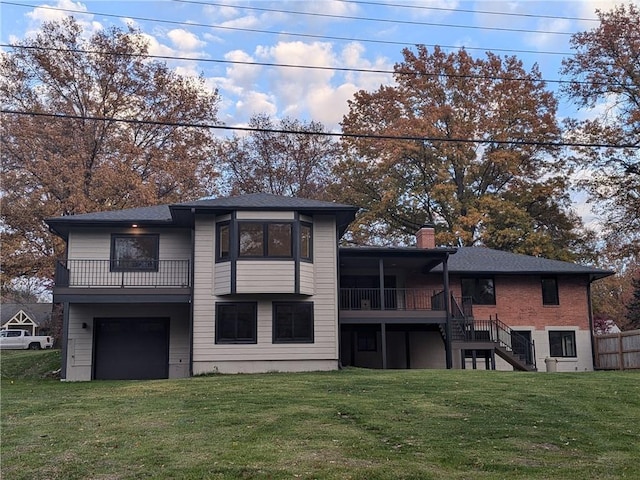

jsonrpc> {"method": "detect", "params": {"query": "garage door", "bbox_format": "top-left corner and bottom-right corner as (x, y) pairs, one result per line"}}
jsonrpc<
(93, 318), (169, 380)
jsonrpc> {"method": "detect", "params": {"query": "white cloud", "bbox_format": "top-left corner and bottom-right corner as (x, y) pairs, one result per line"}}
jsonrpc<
(167, 29), (205, 51)
(523, 18), (573, 49)
(25, 0), (101, 36)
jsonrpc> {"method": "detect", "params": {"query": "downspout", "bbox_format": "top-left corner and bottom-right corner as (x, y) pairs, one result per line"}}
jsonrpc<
(587, 276), (596, 370)
(336, 224), (343, 368)
(60, 302), (69, 380)
(443, 253), (453, 369)
(188, 207), (196, 377)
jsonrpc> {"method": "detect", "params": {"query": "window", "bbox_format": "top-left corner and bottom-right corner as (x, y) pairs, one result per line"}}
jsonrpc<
(461, 277), (496, 305)
(111, 234), (159, 271)
(300, 223), (313, 261)
(541, 277), (559, 305)
(273, 302), (314, 343)
(238, 222), (293, 258)
(215, 303), (257, 344)
(216, 222), (230, 261)
(549, 331), (576, 357)
(357, 329), (377, 352)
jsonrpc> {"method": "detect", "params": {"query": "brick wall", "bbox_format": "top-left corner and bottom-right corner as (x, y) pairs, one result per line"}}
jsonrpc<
(408, 273), (592, 330)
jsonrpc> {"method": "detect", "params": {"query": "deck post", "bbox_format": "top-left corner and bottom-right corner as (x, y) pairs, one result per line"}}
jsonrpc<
(443, 254), (453, 369)
(381, 322), (387, 369)
(378, 258), (385, 310)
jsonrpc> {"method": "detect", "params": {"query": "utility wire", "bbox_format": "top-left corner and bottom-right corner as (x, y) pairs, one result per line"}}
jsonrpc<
(174, 0), (577, 36)
(0, 1), (576, 57)
(338, 0), (600, 22)
(3, 109), (639, 150)
(0, 43), (615, 88)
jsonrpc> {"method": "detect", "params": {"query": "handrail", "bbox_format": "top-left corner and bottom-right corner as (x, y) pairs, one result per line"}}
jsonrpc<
(339, 288), (465, 312)
(55, 259), (191, 288)
(453, 315), (537, 370)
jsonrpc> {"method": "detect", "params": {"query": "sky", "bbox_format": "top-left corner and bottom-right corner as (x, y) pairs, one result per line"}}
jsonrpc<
(1, 0), (637, 225)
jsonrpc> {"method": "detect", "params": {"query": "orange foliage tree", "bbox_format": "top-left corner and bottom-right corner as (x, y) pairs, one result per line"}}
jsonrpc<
(0, 18), (220, 287)
(334, 46), (586, 260)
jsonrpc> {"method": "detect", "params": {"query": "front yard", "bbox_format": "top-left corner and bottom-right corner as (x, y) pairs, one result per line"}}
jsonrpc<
(1, 357), (638, 479)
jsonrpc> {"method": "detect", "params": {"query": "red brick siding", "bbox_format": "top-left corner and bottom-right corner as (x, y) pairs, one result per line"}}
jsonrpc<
(409, 274), (591, 330)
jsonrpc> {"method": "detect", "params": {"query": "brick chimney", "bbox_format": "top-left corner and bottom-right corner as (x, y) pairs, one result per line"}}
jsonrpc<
(416, 224), (436, 249)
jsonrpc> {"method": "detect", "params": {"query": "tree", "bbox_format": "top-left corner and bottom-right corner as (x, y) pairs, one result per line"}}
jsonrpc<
(219, 114), (339, 200)
(334, 46), (584, 258)
(0, 18), (220, 287)
(626, 275), (640, 330)
(561, 4), (640, 258)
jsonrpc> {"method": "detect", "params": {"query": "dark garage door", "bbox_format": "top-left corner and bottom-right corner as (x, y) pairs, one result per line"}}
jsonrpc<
(94, 318), (169, 380)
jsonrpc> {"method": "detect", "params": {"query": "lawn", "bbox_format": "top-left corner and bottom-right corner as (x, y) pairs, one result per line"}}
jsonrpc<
(1, 354), (639, 480)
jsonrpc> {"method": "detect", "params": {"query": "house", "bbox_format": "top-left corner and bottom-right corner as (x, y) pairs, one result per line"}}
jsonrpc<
(1, 303), (53, 336)
(45, 193), (612, 381)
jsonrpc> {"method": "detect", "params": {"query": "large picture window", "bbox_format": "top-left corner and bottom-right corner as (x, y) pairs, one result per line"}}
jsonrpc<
(461, 277), (496, 305)
(549, 330), (576, 357)
(541, 277), (559, 305)
(215, 303), (257, 344)
(273, 302), (314, 343)
(110, 234), (159, 271)
(239, 222), (293, 258)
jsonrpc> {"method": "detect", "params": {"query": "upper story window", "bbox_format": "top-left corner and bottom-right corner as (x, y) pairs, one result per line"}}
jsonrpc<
(541, 277), (559, 305)
(110, 234), (159, 271)
(217, 222), (230, 260)
(461, 277), (496, 305)
(215, 219), (312, 262)
(239, 222), (292, 258)
(300, 223), (313, 261)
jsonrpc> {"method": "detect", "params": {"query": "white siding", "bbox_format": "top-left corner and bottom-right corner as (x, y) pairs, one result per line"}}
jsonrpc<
(300, 262), (315, 295)
(214, 262), (231, 295)
(192, 214), (340, 374)
(236, 261), (295, 293)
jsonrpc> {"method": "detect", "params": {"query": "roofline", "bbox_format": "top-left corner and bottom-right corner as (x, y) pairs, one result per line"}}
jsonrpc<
(339, 246), (457, 257)
(46, 219), (175, 240)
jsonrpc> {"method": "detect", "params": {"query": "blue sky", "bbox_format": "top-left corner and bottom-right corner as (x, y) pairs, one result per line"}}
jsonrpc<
(2, 0), (633, 130)
(1, 0), (637, 227)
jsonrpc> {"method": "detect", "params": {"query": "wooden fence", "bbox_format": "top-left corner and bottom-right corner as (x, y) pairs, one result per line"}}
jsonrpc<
(594, 329), (640, 370)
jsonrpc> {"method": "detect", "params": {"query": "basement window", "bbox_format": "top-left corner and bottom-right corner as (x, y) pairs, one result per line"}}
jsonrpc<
(549, 331), (576, 357)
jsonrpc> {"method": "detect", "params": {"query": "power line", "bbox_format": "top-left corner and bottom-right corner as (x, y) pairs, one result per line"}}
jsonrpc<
(339, 0), (600, 22)
(174, 0), (577, 36)
(1, 43), (616, 88)
(3, 109), (639, 150)
(0, 1), (576, 57)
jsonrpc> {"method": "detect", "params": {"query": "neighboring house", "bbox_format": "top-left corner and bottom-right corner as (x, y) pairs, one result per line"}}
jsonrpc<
(46, 193), (612, 381)
(1, 303), (53, 336)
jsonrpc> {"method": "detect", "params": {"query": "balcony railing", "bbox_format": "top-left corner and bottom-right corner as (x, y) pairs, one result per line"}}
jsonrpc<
(339, 288), (459, 311)
(55, 259), (191, 288)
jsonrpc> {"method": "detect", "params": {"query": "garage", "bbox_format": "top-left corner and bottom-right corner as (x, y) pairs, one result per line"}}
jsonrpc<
(93, 318), (169, 380)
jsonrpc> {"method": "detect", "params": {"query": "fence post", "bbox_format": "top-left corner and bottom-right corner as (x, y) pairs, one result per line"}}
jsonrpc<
(619, 333), (624, 371)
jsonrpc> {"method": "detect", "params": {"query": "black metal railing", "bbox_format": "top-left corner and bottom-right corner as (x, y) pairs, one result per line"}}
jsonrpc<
(339, 288), (466, 312)
(431, 291), (473, 318)
(55, 259), (191, 288)
(453, 316), (537, 370)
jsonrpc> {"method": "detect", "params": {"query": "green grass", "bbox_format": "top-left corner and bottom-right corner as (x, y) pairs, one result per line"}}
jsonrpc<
(1, 349), (61, 379)
(1, 367), (639, 480)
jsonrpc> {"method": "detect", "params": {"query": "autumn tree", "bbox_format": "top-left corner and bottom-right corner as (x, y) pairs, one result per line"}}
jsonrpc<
(626, 275), (640, 330)
(334, 46), (584, 258)
(0, 17), (220, 287)
(219, 114), (339, 199)
(561, 4), (640, 258)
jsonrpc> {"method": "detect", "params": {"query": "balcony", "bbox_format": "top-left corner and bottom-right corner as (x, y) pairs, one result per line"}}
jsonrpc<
(53, 259), (191, 303)
(339, 288), (467, 324)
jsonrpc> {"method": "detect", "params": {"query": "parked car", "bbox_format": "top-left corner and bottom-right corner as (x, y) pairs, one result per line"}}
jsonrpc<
(0, 329), (54, 350)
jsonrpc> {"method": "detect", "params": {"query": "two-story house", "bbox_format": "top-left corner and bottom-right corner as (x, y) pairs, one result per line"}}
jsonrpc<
(46, 193), (612, 381)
